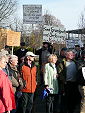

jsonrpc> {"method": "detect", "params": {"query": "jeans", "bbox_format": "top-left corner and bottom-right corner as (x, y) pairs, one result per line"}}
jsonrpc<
(16, 92), (34, 113)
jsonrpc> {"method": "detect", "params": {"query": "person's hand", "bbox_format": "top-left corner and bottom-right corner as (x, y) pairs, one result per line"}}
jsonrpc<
(6, 111), (10, 113)
(44, 85), (49, 89)
(56, 74), (59, 78)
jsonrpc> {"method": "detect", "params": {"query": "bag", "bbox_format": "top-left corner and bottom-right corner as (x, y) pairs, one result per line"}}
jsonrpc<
(40, 89), (48, 100)
(40, 88), (53, 100)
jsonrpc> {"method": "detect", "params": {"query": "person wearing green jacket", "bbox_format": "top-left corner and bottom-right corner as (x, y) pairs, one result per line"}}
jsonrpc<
(44, 54), (59, 113)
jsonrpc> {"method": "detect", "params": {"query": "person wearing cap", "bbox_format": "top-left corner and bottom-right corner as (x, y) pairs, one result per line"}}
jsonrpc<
(16, 51), (37, 113)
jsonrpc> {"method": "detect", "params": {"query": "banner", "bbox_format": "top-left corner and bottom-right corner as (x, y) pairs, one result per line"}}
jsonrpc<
(7, 30), (21, 46)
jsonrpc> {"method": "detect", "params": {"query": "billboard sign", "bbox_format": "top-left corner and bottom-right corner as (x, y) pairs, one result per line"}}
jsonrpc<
(23, 5), (42, 24)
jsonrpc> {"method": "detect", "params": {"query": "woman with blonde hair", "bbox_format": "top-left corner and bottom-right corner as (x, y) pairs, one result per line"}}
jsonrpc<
(44, 54), (59, 113)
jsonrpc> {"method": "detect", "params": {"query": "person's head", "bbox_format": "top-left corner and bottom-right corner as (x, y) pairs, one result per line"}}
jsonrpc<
(81, 51), (85, 61)
(60, 47), (67, 57)
(1, 49), (9, 55)
(65, 50), (75, 61)
(5, 45), (9, 49)
(48, 54), (58, 64)
(83, 44), (85, 47)
(0, 52), (8, 69)
(5, 45), (10, 52)
(75, 45), (80, 51)
(25, 51), (37, 63)
(20, 42), (26, 49)
(9, 55), (18, 66)
(43, 42), (49, 49)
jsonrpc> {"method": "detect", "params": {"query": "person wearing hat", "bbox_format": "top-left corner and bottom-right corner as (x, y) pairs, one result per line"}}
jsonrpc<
(35, 42), (51, 84)
(15, 42), (28, 65)
(59, 47), (67, 59)
(36, 42), (51, 67)
(16, 51), (37, 113)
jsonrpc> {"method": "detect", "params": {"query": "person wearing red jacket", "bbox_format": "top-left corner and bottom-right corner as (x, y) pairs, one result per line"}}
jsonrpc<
(0, 52), (16, 113)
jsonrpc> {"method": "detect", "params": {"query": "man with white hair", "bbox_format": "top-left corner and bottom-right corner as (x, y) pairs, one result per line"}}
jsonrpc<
(57, 49), (81, 113)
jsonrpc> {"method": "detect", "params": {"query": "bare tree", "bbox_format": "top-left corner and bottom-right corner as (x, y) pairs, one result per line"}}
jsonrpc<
(78, 12), (85, 28)
(78, 9), (85, 43)
(43, 10), (64, 27)
(0, 0), (17, 22)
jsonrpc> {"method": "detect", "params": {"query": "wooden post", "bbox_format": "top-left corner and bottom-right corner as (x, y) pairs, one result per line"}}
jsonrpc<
(12, 46), (14, 55)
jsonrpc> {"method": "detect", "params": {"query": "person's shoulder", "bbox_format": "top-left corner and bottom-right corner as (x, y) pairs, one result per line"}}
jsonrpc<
(45, 63), (50, 67)
(25, 49), (28, 52)
(58, 57), (66, 63)
(15, 48), (21, 54)
(0, 70), (7, 79)
(18, 63), (25, 71)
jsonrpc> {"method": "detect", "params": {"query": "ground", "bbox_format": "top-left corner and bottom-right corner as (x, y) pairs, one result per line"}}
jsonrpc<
(81, 86), (85, 113)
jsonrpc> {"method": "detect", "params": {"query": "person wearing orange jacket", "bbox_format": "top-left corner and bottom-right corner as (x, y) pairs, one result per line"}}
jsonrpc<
(16, 51), (37, 113)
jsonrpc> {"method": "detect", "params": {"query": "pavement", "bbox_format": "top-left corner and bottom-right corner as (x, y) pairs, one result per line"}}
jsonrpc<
(32, 85), (85, 113)
(32, 85), (46, 113)
(80, 86), (85, 113)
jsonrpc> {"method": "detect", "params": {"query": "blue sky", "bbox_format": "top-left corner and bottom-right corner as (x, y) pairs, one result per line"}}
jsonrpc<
(17, 0), (85, 30)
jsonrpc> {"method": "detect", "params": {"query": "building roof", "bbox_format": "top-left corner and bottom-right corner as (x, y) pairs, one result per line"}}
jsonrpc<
(66, 28), (85, 34)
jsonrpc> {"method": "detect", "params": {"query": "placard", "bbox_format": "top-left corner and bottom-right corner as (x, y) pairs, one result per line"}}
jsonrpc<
(7, 30), (21, 46)
(43, 25), (66, 44)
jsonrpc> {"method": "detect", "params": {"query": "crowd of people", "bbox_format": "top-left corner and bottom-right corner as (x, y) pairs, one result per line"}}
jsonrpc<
(0, 42), (85, 113)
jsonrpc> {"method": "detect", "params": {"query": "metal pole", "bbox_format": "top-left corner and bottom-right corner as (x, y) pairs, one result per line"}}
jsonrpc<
(32, 24), (34, 32)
